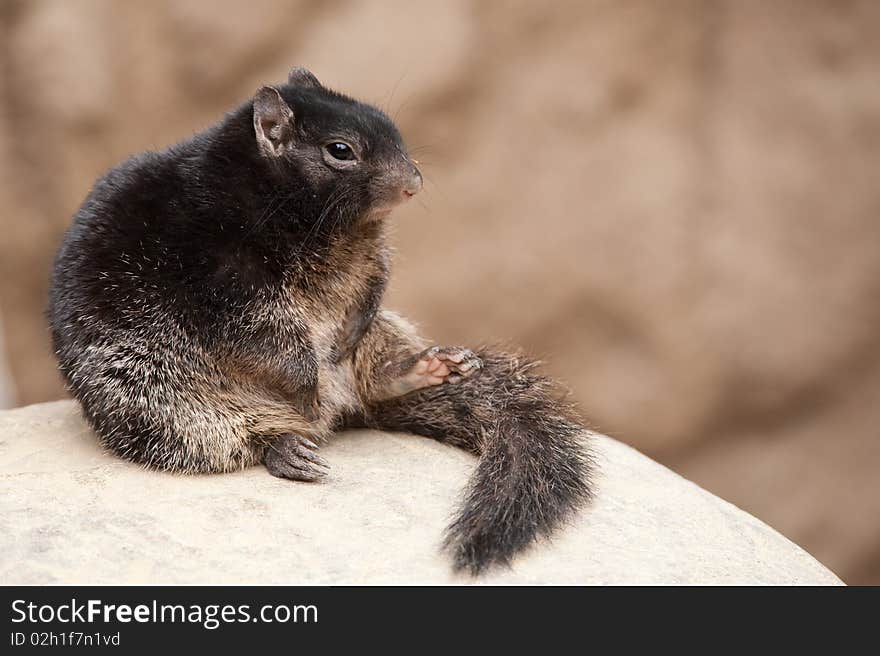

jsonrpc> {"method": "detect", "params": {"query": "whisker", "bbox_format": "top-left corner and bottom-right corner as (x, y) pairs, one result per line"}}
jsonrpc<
(384, 72), (407, 114)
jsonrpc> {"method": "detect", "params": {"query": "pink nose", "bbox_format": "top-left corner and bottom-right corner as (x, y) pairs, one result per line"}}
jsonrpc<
(402, 168), (423, 199)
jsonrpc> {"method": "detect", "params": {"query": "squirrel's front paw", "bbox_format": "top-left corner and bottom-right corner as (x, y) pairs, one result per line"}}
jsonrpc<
(415, 346), (483, 386)
(264, 434), (329, 482)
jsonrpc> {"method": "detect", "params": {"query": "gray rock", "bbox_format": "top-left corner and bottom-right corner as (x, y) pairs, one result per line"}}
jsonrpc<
(0, 401), (841, 584)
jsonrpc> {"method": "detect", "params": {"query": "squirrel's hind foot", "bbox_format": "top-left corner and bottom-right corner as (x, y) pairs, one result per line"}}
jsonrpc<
(380, 346), (483, 400)
(264, 434), (329, 482)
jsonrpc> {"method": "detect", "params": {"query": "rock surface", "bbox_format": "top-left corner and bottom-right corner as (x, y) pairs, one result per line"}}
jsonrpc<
(0, 401), (841, 585)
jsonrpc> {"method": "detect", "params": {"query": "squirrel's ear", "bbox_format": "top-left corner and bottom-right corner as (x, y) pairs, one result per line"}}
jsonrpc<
(288, 67), (322, 89)
(253, 86), (294, 157)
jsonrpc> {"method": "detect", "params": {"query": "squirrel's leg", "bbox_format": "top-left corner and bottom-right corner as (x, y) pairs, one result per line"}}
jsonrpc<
(350, 310), (486, 453)
(221, 316), (330, 479)
(351, 309), (483, 403)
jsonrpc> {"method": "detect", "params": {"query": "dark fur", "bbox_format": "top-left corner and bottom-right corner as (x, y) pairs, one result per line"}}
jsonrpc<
(48, 69), (593, 574)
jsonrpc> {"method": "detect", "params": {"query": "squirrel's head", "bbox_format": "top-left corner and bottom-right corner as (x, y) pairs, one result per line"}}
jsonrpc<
(252, 68), (422, 222)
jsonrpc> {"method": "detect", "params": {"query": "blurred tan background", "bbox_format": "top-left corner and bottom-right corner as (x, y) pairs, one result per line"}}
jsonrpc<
(1, 0), (878, 583)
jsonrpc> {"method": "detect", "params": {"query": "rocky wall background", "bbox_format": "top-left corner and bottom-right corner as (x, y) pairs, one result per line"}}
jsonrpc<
(1, 0), (878, 582)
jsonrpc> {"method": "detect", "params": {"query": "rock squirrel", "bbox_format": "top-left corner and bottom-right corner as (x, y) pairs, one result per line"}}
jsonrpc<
(48, 68), (593, 575)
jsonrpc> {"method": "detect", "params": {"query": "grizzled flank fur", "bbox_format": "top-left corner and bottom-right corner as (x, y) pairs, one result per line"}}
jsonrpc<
(48, 67), (593, 575)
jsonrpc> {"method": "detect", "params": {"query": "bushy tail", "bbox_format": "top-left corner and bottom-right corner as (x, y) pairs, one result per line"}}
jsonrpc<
(362, 350), (594, 575)
(443, 395), (592, 574)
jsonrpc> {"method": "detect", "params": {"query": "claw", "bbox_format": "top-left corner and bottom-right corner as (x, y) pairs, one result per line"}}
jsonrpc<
(284, 465), (325, 482)
(298, 447), (330, 468)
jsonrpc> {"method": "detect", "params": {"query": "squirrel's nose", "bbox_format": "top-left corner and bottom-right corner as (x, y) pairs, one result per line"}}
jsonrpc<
(402, 165), (423, 199)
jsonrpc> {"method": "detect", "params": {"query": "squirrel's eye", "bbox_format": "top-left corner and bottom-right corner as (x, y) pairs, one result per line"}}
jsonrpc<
(326, 142), (355, 161)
